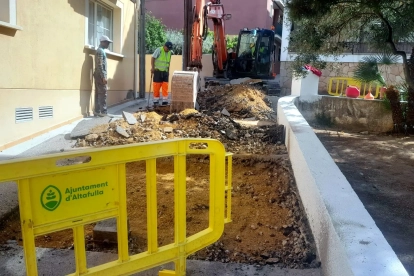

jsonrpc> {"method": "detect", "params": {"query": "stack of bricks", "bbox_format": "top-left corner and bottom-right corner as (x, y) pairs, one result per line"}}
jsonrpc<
(170, 71), (197, 113)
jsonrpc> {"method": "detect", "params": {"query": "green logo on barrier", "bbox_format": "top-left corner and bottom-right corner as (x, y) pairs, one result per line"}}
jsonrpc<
(41, 185), (62, 211)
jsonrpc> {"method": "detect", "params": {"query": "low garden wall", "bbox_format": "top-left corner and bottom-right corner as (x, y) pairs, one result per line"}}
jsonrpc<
(296, 96), (393, 133)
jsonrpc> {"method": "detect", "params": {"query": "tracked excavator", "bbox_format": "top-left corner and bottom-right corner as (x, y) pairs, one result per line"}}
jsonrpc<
(170, 0), (280, 111)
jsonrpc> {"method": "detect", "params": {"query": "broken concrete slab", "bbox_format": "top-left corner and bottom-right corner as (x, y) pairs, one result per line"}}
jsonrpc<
(90, 123), (109, 134)
(164, 127), (173, 133)
(229, 77), (252, 85)
(116, 126), (130, 138)
(221, 108), (230, 117)
(93, 218), (118, 244)
(123, 111), (137, 125)
(110, 117), (122, 123)
(233, 119), (278, 127)
(70, 117), (111, 139)
(140, 114), (146, 123)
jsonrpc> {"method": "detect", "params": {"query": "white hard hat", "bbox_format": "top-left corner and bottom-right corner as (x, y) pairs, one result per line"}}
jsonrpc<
(100, 35), (113, 43)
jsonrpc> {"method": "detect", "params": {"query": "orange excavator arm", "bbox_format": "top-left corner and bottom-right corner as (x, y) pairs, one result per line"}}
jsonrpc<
(189, 0), (231, 76)
(189, 0), (206, 69)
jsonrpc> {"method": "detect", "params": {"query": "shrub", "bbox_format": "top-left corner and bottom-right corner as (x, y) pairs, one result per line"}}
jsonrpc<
(145, 12), (167, 54)
(166, 29), (184, 55)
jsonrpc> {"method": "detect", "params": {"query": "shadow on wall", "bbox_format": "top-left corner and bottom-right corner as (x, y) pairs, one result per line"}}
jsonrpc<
(67, 0), (85, 15)
(80, 52), (94, 117)
(0, 26), (18, 37)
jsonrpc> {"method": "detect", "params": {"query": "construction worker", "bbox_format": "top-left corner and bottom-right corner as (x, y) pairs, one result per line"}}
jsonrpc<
(151, 41), (173, 105)
(251, 42), (266, 56)
(93, 35), (112, 117)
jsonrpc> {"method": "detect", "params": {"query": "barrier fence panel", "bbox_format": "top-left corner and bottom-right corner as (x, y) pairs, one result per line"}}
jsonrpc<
(0, 139), (232, 276)
(328, 77), (381, 98)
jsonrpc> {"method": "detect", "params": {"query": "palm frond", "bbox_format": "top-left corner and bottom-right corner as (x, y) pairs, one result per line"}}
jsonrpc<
(374, 52), (400, 65)
(353, 52), (399, 87)
(353, 60), (384, 85)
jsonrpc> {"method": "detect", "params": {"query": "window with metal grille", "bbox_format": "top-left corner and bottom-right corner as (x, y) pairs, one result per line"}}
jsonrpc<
(15, 107), (33, 123)
(88, 1), (113, 51)
(39, 106), (53, 119)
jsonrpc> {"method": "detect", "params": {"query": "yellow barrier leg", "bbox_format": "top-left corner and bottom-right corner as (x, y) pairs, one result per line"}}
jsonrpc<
(146, 159), (158, 253)
(117, 164), (130, 262)
(18, 179), (38, 276)
(174, 150), (187, 275)
(225, 154), (233, 223)
(159, 270), (176, 276)
(73, 225), (88, 274)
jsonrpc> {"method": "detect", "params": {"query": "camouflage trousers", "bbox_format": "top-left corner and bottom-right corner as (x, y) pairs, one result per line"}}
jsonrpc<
(94, 73), (107, 114)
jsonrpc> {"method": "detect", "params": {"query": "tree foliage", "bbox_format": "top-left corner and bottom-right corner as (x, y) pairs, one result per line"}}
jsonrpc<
(166, 29), (184, 55)
(145, 12), (167, 54)
(287, 0), (414, 131)
(226, 35), (239, 51)
(287, 0), (414, 82)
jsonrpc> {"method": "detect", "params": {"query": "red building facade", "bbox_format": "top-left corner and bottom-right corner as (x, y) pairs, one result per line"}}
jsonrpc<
(146, 0), (273, 35)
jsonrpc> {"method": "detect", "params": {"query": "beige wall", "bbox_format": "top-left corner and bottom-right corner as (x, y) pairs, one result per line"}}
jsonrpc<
(0, 0), (136, 150)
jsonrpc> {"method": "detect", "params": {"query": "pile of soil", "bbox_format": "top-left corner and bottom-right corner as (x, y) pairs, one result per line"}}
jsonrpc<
(197, 84), (274, 120)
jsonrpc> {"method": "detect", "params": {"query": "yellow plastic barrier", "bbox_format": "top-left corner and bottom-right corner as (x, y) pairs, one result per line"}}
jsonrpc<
(0, 139), (232, 276)
(328, 77), (381, 98)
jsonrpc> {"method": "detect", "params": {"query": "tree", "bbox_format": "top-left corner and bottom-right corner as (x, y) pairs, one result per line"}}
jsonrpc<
(226, 35), (238, 51)
(287, 0), (414, 130)
(145, 12), (167, 54)
(166, 29), (184, 55)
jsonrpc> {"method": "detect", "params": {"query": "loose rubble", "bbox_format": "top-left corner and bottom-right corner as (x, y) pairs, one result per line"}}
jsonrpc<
(75, 109), (284, 155)
(75, 83), (280, 153)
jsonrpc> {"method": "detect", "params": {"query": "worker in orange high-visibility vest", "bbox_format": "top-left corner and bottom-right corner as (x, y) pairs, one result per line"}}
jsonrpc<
(151, 42), (173, 105)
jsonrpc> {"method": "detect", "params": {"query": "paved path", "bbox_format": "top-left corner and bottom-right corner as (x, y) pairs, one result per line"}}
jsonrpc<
(0, 243), (321, 276)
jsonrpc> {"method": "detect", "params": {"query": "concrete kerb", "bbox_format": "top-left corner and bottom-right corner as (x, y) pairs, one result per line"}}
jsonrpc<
(277, 96), (409, 276)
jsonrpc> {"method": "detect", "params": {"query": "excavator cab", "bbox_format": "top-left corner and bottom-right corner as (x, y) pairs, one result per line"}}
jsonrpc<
(231, 28), (275, 79)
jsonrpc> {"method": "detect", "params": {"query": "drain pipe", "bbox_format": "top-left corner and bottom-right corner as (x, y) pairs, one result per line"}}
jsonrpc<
(138, 0), (146, 99)
(132, 0), (138, 99)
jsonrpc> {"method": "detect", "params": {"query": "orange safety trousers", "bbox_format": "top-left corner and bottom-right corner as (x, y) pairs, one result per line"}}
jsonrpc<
(153, 82), (169, 99)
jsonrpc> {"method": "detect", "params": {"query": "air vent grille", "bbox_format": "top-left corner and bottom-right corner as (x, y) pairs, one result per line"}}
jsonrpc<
(39, 106), (53, 119)
(15, 107), (33, 123)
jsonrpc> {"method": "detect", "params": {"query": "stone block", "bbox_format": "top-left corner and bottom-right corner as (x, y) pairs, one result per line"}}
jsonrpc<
(93, 218), (130, 244)
(70, 116), (111, 139)
(116, 126), (130, 138)
(164, 127), (173, 133)
(93, 218), (118, 244)
(122, 111), (137, 125)
(221, 108), (231, 116)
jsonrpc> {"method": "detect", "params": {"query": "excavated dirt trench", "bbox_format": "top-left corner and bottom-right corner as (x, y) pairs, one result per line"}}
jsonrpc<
(0, 84), (320, 269)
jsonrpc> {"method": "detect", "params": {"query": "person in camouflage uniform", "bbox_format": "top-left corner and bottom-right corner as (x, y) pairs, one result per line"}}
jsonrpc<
(93, 35), (112, 117)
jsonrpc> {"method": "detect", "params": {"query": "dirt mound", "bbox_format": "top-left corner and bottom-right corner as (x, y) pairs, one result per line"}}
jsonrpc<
(197, 84), (274, 120)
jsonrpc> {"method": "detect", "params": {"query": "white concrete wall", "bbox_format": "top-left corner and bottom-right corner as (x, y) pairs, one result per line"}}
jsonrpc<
(277, 96), (409, 276)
